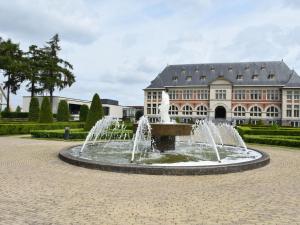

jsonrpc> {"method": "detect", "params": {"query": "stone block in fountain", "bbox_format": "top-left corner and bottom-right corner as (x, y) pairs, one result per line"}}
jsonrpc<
(133, 123), (192, 152)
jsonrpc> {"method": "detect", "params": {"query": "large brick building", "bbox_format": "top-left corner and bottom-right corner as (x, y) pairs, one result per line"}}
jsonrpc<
(144, 61), (300, 127)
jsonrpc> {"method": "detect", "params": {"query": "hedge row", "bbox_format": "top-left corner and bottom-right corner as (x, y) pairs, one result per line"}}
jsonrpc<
(1, 112), (29, 118)
(237, 126), (300, 136)
(243, 135), (300, 148)
(0, 122), (84, 135)
(31, 129), (133, 140)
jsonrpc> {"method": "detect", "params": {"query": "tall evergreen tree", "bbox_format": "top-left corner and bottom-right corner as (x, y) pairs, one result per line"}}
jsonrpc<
(79, 104), (89, 122)
(56, 100), (70, 122)
(39, 97), (53, 123)
(0, 38), (26, 110)
(28, 97), (40, 121)
(24, 45), (44, 97)
(39, 34), (75, 107)
(84, 94), (104, 131)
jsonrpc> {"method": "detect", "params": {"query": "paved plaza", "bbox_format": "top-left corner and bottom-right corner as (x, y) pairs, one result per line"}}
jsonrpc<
(0, 136), (299, 225)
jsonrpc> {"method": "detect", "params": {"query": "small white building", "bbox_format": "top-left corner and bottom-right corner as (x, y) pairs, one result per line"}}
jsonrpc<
(22, 96), (123, 120)
(0, 84), (7, 111)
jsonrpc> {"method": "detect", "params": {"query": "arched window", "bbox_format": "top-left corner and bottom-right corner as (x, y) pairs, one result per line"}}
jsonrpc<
(233, 106), (246, 117)
(266, 106), (279, 117)
(182, 105), (193, 115)
(250, 106), (262, 117)
(196, 105), (207, 116)
(169, 105), (178, 115)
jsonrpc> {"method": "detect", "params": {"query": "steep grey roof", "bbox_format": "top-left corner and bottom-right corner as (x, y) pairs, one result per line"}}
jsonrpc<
(284, 71), (300, 88)
(146, 61), (298, 88)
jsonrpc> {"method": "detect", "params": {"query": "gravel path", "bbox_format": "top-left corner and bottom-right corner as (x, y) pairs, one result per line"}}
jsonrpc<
(0, 136), (299, 225)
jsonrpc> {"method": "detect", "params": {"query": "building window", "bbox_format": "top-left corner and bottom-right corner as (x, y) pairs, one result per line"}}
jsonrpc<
(250, 90), (261, 100)
(268, 74), (275, 80)
(294, 105), (300, 117)
(147, 92), (151, 100)
(182, 105), (193, 115)
(196, 89), (208, 99)
(172, 76), (178, 82)
(152, 104), (157, 114)
(183, 90), (193, 100)
(147, 104), (151, 114)
(153, 92), (157, 100)
(158, 92), (162, 99)
(186, 76), (192, 81)
(252, 74), (258, 80)
(169, 105), (178, 115)
(236, 119), (245, 125)
(287, 91), (293, 100)
(267, 90), (279, 100)
(233, 106), (246, 117)
(200, 75), (206, 80)
(176, 90), (182, 99)
(196, 105), (207, 116)
(234, 90), (246, 100)
(266, 106), (279, 117)
(215, 90), (226, 100)
(291, 121), (300, 127)
(169, 90), (176, 100)
(287, 105), (292, 117)
(236, 75), (243, 80)
(250, 106), (262, 117)
(294, 91), (300, 100)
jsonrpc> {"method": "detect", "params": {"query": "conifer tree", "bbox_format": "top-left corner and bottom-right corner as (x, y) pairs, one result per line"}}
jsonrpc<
(28, 97), (40, 121)
(84, 94), (103, 131)
(39, 97), (53, 123)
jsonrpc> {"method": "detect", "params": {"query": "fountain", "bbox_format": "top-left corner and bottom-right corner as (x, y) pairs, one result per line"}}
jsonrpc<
(59, 91), (270, 175)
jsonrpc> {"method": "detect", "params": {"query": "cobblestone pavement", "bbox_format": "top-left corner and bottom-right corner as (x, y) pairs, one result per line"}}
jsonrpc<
(0, 136), (299, 225)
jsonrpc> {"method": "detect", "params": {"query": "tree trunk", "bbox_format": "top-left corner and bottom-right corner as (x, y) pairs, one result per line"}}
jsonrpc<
(49, 88), (53, 113)
(31, 78), (35, 98)
(6, 84), (10, 111)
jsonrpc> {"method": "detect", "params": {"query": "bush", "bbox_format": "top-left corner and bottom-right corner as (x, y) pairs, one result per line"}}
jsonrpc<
(28, 97), (40, 122)
(79, 104), (89, 122)
(243, 135), (300, 148)
(0, 122), (84, 135)
(84, 93), (104, 131)
(57, 100), (70, 122)
(237, 126), (300, 137)
(39, 97), (53, 123)
(1, 111), (29, 118)
(15, 106), (21, 113)
(31, 128), (133, 140)
(135, 110), (143, 121)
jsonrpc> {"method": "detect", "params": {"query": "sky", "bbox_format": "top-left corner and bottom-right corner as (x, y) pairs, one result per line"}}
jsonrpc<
(1, 0), (300, 108)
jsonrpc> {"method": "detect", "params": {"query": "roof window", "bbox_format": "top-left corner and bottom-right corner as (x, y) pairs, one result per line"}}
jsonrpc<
(236, 75), (243, 80)
(252, 74), (259, 80)
(268, 74), (275, 80)
(172, 76), (178, 82)
(200, 75), (206, 80)
(186, 76), (192, 81)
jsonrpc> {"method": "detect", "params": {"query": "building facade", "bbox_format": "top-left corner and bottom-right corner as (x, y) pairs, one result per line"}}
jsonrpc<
(23, 96), (123, 120)
(0, 84), (7, 111)
(144, 61), (300, 127)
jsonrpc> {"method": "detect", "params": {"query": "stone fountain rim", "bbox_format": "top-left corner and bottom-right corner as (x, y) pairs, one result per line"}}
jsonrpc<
(58, 145), (270, 176)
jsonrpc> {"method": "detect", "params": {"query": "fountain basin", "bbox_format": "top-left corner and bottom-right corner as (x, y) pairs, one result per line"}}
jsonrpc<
(134, 123), (192, 151)
(59, 144), (270, 176)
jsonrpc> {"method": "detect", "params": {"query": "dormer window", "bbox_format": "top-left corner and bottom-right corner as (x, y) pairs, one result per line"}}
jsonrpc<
(228, 66), (233, 71)
(268, 74), (275, 80)
(172, 76), (178, 82)
(252, 74), (259, 80)
(186, 76), (192, 81)
(245, 65), (250, 70)
(200, 75), (206, 81)
(181, 70), (186, 75)
(210, 65), (215, 71)
(236, 75), (243, 80)
(261, 64), (266, 70)
(195, 69), (199, 74)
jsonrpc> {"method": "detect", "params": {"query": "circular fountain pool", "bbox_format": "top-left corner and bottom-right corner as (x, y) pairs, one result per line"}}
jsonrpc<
(59, 140), (270, 175)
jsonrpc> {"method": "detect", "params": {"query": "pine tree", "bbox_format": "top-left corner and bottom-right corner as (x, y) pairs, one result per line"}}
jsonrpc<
(84, 94), (104, 131)
(39, 97), (53, 123)
(28, 97), (40, 121)
(56, 100), (70, 122)
(79, 104), (89, 122)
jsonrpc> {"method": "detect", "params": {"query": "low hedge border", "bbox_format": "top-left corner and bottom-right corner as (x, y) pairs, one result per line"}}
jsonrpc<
(243, 135), (300, 148)
(237, 126), (300, 136)
(0, 122), (85, 135)
(31, 129), (133, 140)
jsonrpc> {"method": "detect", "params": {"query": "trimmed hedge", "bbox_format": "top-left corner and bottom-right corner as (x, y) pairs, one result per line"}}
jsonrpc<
(57, 100), (70, 122)
(237, 126), (300, 136)
(31, 129), (133, 140)
(39, 97), (53, 123)
(84, 93), (104, 131)
(29, 97), (40, 122)
(244, 135), (300, 148)
(79, 105), (89, 122)
(1, 112), (29, 118)
(0, 122), (84, 135)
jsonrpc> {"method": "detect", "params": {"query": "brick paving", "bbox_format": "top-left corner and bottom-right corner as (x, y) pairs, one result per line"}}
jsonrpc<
(0, 136), (299, 225)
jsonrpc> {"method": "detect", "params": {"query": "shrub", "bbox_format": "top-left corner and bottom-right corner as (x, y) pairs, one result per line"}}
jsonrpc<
(237, 126), (300, 137)
(79, 104), (89, 122)
(135, 110), (143, 121)
(39, 97), (53, 123)
(0, 112), (29, 118)
(28, 97), (40, 122)
(57, 100), (70, 122)
(84, 93), (104, 131)
(243, 135), (300, 148)
(15, 106), (21, 113)
(0, 122), (84, 135)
